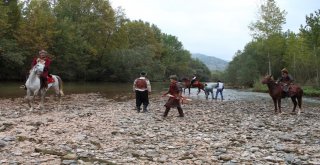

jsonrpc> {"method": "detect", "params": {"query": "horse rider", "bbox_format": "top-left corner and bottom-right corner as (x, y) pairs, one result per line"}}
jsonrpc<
(277, 68), (293, 96)
(31, 49), (52, 88)
(190, 74), (197, 86)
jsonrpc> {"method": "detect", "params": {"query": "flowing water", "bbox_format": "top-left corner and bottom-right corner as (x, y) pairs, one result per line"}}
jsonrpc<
(0, 81), (319, 106)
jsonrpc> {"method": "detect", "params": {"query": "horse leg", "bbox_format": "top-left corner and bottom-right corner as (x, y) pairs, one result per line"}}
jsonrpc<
(54, 85), (62, 110)
(272, 98), (278, 113)
(290, 97), (297, 114)
(40, 89), (46, 110)
(278, 99), (282, 114)
(26, 90), (33, 111)
(297, 96), (303, 113)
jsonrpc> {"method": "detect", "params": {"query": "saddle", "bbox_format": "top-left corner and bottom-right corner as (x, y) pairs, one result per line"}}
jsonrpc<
(40, 75), (55, 89)
(47, 75), (54, 84)
(193, 80), (199, 86)
(281, 83), (298, 97)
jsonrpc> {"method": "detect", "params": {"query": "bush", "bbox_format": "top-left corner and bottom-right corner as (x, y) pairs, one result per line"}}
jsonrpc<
(253, 79), (268, 92)
(302, 86), (320, 97)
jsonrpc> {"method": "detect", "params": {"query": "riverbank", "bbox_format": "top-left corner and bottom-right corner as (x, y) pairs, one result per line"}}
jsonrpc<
(0, 93), (319, 164)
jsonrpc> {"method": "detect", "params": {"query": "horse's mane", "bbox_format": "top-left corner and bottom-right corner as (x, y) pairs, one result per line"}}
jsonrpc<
(181, 77), (189, 81)
(262, 75), (283, 89)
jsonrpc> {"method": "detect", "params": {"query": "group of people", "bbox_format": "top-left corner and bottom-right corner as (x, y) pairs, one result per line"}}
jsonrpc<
(204, 80), (224, 100)
(133, 72), (225, 118)
(133, 68), (294, 118)
(27, 50), (294, 118)
(133, 73), (184, 118)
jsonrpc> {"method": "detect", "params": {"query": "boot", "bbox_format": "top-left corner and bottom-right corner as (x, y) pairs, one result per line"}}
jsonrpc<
(44, 77), (48, 88)
(143, 105), (148, 113)
(40, 76), (47, 89)
(163, 108), (170, 117)
(136, 106), (141, 113)
(177, 107), (184, 117)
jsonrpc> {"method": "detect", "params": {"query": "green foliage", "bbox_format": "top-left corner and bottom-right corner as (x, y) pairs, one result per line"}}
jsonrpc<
(252, 78), (268, 92)
(300, 9), (320, 86)
(224, 0), (320, 88)
(249, 0), (287, 39)
(302, 86), (320, 97)
(0, 0), (26, 80)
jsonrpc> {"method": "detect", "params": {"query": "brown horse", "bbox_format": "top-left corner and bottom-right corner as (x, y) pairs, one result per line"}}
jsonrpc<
(261, 75), (303, 114)
(181, 78), (205, 95)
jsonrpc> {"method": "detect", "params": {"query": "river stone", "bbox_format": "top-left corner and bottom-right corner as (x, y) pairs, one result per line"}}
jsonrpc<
(62, 160), (77, 165)
(0, 140), (7, 148)
(0, 93), (319, 164)
(264, 156), (284, 163)
(63, 153), (77, 160)
(219, 154), (233, 161)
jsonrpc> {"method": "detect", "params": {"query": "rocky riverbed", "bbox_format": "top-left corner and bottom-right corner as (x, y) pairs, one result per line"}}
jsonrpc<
(0, 93), (319, 165)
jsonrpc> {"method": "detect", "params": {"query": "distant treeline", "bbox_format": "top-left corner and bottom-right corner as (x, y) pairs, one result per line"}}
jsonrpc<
(0, 0), (211, 82)
(224, 0), (320, 88)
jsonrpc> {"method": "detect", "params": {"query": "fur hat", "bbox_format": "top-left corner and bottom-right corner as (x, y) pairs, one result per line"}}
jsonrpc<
(39, 50), (47, 55)
(281, 68), (288, 74)
(140, 71), (147, 76)
(169, 75), (178, 80)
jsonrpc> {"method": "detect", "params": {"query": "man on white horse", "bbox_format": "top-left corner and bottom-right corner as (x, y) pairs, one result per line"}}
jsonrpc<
(31, 50), (52, 89)
(24, 49), (64, 111)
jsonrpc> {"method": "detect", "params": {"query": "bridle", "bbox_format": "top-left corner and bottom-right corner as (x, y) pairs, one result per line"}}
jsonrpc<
(32, 62), (45, 76)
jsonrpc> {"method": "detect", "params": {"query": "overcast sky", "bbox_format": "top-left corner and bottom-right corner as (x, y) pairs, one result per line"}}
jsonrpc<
(110, 0), (320, 61)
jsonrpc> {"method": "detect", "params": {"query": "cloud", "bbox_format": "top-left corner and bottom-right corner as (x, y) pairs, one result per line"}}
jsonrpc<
(110, 0), (320, 61)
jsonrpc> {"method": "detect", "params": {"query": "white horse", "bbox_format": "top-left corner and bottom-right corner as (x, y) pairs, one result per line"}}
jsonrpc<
(25, 60), (64, 111)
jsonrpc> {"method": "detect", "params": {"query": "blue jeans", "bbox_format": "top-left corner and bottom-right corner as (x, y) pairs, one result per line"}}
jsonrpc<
(215, 89), (223, 100)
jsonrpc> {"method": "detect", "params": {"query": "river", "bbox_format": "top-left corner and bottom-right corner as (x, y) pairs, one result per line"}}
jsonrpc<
(0, 81), (319, 106)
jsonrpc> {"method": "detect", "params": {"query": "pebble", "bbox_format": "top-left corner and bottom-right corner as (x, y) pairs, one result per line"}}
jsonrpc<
(0, 93), (319, 164)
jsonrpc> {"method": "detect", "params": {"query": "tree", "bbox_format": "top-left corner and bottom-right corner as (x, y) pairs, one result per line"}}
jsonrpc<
(0, 0), (25, 80)
(249, 0), (287, 75)
(300, 9), (320, 86)
(53, 0), (116, 80)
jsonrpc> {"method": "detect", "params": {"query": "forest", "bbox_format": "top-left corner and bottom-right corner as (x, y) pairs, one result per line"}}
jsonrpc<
(224, 0), (320, 88)
(1, 0), (320, 89)
(0, 0), (210, 82)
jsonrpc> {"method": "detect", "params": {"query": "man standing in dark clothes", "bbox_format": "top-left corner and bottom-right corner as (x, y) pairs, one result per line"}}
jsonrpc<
(133, 72), (151, 113)
(162, 75), (184, 117)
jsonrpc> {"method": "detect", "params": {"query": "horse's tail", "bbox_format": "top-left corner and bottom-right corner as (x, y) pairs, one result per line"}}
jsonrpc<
(56, 76), (64, 96)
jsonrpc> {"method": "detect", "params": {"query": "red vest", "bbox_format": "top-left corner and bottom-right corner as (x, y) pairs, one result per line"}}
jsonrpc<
(135, 78), (147, 89)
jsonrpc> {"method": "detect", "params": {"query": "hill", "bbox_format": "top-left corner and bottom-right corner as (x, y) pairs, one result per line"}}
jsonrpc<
(191, 53), (229, 71)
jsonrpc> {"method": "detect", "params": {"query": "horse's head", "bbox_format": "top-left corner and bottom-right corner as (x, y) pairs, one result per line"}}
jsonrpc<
(181, 77), (189, 81)
(261, 75), (274, 84)
(32, 61), (45, 75)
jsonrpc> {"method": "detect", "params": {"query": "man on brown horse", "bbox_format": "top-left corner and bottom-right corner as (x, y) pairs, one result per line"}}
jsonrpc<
(277, 68), (294, 97)
(190, 74), (198, 86)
